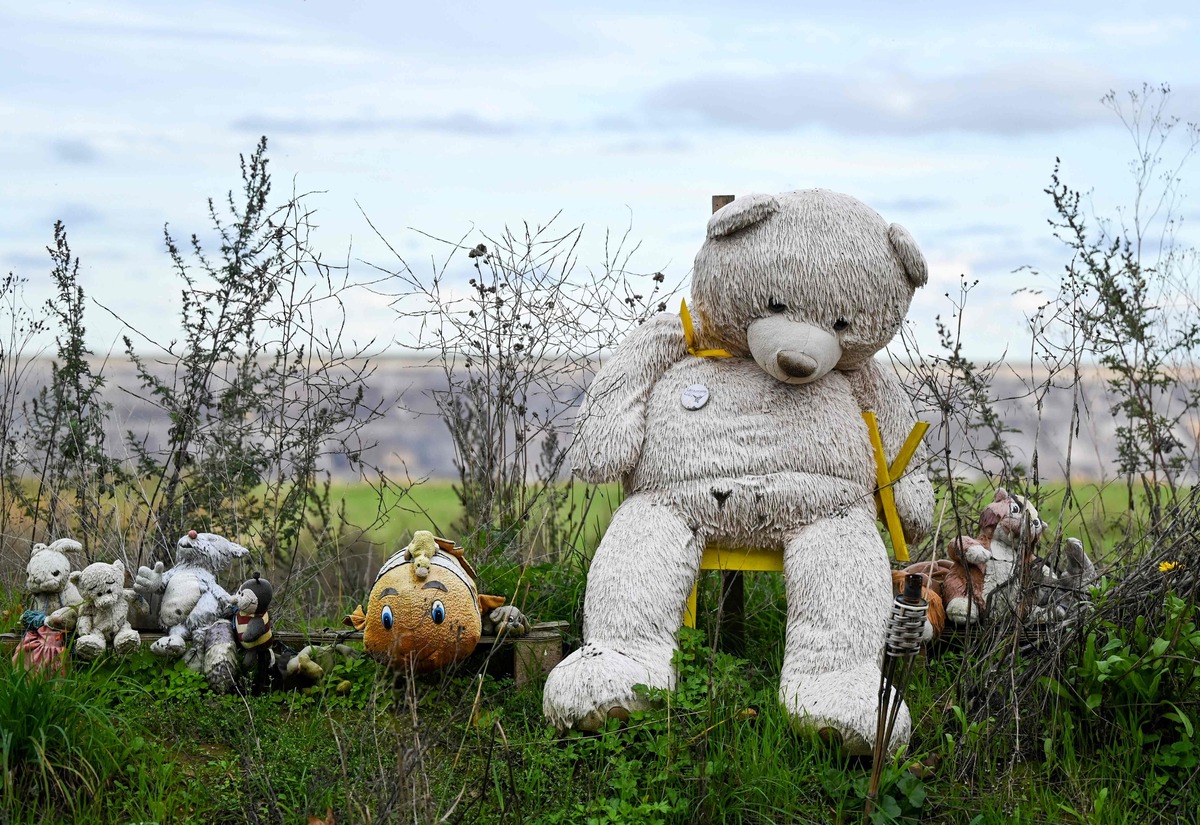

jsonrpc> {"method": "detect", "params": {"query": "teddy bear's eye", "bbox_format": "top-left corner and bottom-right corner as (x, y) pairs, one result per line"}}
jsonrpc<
(52, 570), (61, 576)
(833, 318), (850, 332)
(767, 301), (787, 314)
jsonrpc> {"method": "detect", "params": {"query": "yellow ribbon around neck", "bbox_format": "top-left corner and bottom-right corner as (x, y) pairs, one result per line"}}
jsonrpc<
(679, 299), (733, 358)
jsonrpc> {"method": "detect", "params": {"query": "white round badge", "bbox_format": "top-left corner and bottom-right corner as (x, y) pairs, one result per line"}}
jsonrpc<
(681, 384), (710, 410)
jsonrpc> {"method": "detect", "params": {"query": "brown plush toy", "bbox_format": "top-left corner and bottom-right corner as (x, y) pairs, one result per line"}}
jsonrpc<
(903, 488), (1048, 633)
(902, 536), (990, 632)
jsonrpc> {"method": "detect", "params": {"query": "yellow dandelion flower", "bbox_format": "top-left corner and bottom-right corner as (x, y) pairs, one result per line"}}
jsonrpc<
(1159, 561), (1180, 573)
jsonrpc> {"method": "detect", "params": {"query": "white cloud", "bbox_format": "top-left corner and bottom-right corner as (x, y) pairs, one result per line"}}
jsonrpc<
(645, 62), (1188, 136)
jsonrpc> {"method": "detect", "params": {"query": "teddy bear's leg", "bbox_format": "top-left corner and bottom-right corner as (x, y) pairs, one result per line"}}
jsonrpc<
(113, 626), (140, 655)
(151, 625), (189, 658)
(940, 574), (980, 625)
(74, 633), (107, 660)
(779, 508), (909, 756)
(544, 494), (702, 731)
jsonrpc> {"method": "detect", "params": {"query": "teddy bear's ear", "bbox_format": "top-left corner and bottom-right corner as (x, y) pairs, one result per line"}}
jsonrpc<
(112, 559), (124, 576)
(706, 194), (780, 240)
(887, 223), (928, 288)
(69, 570), (81, 585)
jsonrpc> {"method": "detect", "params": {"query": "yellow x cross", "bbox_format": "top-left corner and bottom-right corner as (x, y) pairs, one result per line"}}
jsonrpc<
(862, 411), (929, 563)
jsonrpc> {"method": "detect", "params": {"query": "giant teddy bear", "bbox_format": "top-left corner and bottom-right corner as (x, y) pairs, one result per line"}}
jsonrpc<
(543, 189), (934, 755)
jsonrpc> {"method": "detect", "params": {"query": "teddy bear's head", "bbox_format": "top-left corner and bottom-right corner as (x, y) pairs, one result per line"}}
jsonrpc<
(691, 189), (928, 383)
(71, 559), (126, 609)
(26, 539), (81, 595)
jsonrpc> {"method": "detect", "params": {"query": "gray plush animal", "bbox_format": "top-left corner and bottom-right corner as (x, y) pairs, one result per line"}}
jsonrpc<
(72, 560), (141, 659)
(544, 189), (933, 755)
(23, 538), (84, 630)
(134, 530), (249, 658)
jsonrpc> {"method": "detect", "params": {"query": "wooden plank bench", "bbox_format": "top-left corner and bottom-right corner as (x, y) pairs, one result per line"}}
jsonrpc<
(1, 620), (567, 687)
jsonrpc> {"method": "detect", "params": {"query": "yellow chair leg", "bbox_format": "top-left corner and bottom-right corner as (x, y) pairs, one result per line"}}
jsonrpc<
(683, 583), (698, 629)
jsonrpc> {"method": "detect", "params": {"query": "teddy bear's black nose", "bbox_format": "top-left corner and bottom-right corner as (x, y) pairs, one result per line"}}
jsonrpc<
(777, 351), (817, 379)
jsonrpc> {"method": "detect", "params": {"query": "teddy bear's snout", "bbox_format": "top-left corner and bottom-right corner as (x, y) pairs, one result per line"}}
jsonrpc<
(747, 315), (841, 385)
(777, 351), (818, 379)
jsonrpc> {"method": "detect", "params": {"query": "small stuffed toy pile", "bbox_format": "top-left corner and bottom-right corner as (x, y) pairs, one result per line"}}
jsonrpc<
(135, 530), (249, 659)
(904, 489), (1098, 634)
(543, 189), (934, 755)
(347, 531), (529, 672)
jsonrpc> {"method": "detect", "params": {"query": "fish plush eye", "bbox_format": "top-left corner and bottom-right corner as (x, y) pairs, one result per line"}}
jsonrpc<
(431, 600), (446, 625)
(381, 605), (393, 630)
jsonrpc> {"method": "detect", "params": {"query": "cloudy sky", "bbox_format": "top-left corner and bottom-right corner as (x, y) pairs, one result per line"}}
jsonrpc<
(2, 0), (1197, 362)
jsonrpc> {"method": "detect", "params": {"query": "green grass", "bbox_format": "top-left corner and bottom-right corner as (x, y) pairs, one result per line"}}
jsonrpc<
(7, 598), (1200, 824)
(0, 661), (182, 824)
(335, 479), (625, 557)
(332, 477), (1159, 567)
(3, 479), (1194, 823)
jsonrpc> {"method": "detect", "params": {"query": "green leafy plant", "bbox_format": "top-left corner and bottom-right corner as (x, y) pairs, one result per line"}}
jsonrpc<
(18, 223), (123, 557)
(823, 760), (928, 824)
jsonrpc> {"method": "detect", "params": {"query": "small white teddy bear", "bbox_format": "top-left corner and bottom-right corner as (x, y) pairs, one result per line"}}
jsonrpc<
(24, 538), (84, 630)
(71, 559), (141, 660)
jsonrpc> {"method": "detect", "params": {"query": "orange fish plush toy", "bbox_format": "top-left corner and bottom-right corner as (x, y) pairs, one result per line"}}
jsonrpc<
(346, 531), (528, 672)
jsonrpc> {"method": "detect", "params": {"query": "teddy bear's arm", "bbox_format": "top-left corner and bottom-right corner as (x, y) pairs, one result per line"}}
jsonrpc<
(63, 581), (84, 607)
(853, 360), (934, 543)
(571, 313), (688, 483)
(135, 561), (168, 596)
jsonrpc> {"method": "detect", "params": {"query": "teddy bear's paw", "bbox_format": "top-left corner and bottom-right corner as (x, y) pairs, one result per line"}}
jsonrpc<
(780, 665), (910, 757)
(74, 634), (106, 661)
(944, 597), (982, 625)
(46, 606), (78, 631)
(134, 562), (165, 595)
(150, 634), (187, 658)
(543, 643), (668, 732)
(113, 628), (141, 655)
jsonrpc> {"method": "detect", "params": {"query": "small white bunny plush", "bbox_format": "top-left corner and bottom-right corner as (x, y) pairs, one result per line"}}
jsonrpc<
(25, 538), (84, 630)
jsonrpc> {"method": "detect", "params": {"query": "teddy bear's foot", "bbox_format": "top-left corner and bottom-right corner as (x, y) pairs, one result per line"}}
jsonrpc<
(150, 634), (187, 658)
(74, 634), (106, 660)
(780, 664), (910, 757)
(113, 628), (140, 655)
(543, 643), (670, 732)
(945, 597), (982, 626)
